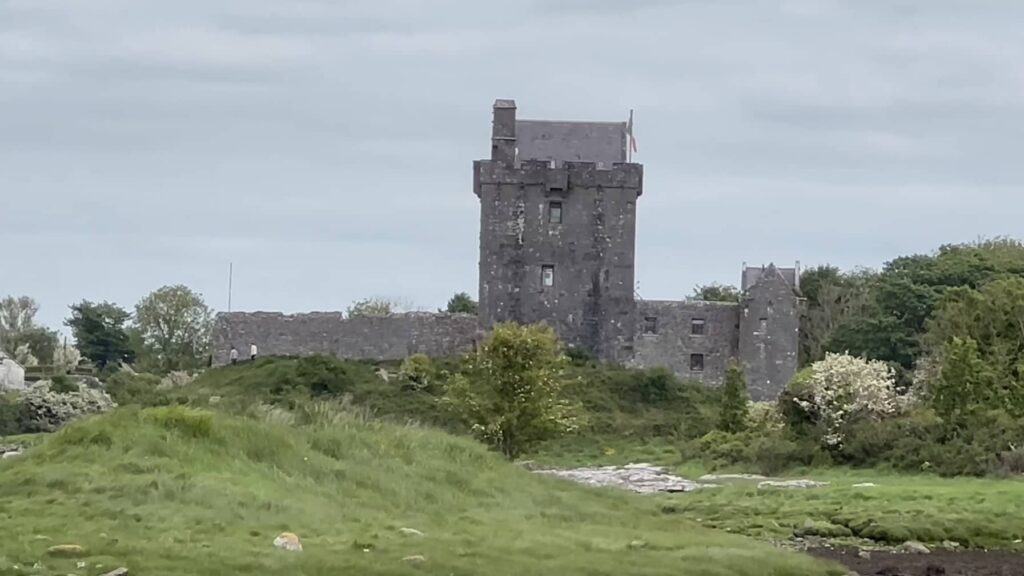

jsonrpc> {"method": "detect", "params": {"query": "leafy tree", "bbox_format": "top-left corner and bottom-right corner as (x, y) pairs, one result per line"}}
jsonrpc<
(692, 283), (740, 303)
(0, 295), (38, 336)
(65, 301), (134, 370)
(718, 360), (749, 433)
(347, 297), (396, 318)
(798, 266), (874, 366)
(444, 292), (478, 314)
(925, 277), (1024, 418)
(399, 353), (435, 391)
(443, 323), (581, 460)
(134, 285), (213, 372)
(2, 326), (59, 365)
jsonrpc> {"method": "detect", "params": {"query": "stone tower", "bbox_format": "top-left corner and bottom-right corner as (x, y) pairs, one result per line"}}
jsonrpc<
(473, 99), (643, 360)
(737, 264), (801, 400)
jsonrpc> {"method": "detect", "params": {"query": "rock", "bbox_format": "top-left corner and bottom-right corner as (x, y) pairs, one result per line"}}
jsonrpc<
(852, 482), (878, 488)
(1, 449), (22, 459)
(533, 464), (713, 494)
(46, 544), (85, 557)
(857, 549), (871, 560)
(272, 532), (302, 552)
(77, 561), (87, 568)
(941, 540), (961, 550)
(757, 479), (829, 489)
(399, 527), (424, 537)
(100, 569), (129, 576)
(402, 555), (426, 563)
(900, 540), (930, 554)
(698, 473), (768, 482)
(628, 540), (648, 550)
(209, 396), (222, 405)
(0, 353), (26, 392)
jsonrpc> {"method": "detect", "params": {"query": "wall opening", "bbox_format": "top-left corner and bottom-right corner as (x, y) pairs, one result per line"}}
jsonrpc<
(541, 265), (555, 287)
(689, 353), (705, 372)
(691, 318), (705, 335)
(642, 316), (657, 334)
(548, 201), (562, 224)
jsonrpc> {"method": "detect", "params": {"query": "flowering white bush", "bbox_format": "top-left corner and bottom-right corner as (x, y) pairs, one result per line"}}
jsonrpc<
(747, 401), (784, 432)
(20, 381), (116, 432)
(53, 345), (82, 374)
(791, 352), (903, 447)
(14, 343), (38, 367)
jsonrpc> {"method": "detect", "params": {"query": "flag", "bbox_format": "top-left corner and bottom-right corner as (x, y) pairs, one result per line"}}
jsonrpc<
(626, 109), (638, 154)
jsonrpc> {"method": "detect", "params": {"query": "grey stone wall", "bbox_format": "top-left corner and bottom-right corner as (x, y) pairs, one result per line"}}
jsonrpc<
(630, 300), (740, 386)
(211, 311), (479, 365)
(475, 100), (642, 362)
(737, 265), (801, 401)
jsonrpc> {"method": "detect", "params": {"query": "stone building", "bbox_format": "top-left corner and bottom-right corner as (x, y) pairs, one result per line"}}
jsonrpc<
(213, 99), (801, 400)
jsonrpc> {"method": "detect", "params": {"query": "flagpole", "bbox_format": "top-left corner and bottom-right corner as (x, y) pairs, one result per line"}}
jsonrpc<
(227, 262), (233, 313)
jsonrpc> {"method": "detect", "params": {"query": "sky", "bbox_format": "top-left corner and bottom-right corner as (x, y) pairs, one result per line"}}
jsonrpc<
(2, 0), (1022, 334)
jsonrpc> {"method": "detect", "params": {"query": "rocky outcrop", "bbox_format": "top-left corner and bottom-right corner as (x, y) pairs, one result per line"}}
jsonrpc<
(0, 352), (26, 391)
(533, 463), (713, 494)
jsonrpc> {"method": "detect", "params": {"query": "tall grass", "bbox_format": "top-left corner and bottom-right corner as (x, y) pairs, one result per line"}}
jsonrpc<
(0, 406), (842, 575)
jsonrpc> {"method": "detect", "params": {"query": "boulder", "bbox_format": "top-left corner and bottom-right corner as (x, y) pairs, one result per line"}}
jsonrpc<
(757, 479), (829, 489)
(272, 532), (303, 552)
(900, 540), (930, 554)
(533, 464), (712, 494)
(0, 353), (26, 392)
(398, 527), (424, 537)
(46, 544), (86, 557)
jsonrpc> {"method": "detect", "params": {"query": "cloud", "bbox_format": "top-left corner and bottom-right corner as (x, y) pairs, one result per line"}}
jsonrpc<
(1, 0), (1021, 332)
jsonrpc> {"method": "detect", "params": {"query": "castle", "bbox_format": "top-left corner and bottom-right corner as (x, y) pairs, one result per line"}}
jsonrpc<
(213, 99), (801, 400)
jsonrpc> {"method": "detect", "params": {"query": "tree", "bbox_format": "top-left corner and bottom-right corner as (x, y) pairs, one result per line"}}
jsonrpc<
(785, 352), (904, 448)
(444, 292), (478, 314)
(718, 360), (749, 433)
(798, 266), (874, 366)
(65, 301), (134, 370)
(134, 285), (213, 372)
(443, 323), (581, 460)
(347, 297), (401, 318)
(692, 283), (740, 303)
(924, 277), (1024, 417)
(1, 327), (59, 365)
(0, 296), (59, 363)
(0, 296), (39, 336)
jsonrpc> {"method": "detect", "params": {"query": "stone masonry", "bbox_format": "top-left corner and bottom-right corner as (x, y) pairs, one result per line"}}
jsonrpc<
(211, 99), (801, 400)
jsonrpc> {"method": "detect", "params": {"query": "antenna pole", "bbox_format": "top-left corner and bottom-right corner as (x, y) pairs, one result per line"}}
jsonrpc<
(228, 262), (233, 313)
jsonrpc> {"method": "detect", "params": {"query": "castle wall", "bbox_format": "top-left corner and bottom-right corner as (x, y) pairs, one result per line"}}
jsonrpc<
(211, 311), (478, 365)
(630, 300), (740, 386)
(475, 160), (641, 362)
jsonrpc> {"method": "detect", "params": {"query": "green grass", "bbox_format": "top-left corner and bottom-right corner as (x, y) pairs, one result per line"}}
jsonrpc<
(0, 406), (843, 576)
(662, 469), (1024, 550)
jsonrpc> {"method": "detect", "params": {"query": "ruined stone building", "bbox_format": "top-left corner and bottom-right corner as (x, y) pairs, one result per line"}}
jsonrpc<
(213, 99), (801, 400)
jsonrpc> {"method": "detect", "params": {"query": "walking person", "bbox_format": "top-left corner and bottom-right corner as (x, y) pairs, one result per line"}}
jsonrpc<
(249, 342), (258, 362)
(229, 345), (238, 365)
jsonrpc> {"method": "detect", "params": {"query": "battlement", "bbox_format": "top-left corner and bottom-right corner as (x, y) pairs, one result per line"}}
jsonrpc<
(473, 158), (643, 196)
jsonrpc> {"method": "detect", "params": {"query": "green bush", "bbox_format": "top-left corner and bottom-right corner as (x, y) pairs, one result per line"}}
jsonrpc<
(145, 406), (215, 438)
(49, 374), (77, 394)
(0, 393), (29, 435)
(105, 371), (172, 406)
(295, 356), (357, 397)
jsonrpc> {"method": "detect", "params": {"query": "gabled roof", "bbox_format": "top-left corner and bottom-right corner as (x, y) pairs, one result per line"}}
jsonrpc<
(515, 119), (628, 167)
(742, 264), (800, 292)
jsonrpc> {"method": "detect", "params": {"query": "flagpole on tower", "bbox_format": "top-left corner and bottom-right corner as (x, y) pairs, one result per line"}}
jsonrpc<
(627, 109), (637, 163)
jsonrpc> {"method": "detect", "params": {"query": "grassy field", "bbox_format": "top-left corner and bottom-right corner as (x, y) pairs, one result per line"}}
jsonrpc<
(660, 470), (1024, 550)
(0, 406), (844, 576)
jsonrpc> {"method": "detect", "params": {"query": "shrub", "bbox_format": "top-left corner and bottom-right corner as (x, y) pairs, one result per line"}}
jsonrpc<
(20, 381), (116, 432)
(0, 393), (29, 435)
(49, 374), (77, 394)
(295, 356), (355, 396)
(443, 323), (581, 460)
(105, 371), (170, 406)
(399, 354), (435, 391)
(718, 360), (748, 433)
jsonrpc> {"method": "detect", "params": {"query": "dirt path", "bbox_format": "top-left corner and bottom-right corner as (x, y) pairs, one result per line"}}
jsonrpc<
(808, 547), (1024, 575)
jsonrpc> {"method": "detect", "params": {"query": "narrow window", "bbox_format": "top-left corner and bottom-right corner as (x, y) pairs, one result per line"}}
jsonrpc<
(767, 300), (774, 314)
(541, 265), (554, 287)
(548, 201), (562, 224)
(759, 318), (768, 332)
(643, 316), (657, 335)
(691, 318), (706, 335)
(689, 354), (705, 372)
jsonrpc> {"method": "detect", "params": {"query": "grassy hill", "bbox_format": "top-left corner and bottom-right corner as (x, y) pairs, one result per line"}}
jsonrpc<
(0, 405), (843, 576)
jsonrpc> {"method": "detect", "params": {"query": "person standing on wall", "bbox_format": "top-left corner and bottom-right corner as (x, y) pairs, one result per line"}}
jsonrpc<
(249, 342), (258, 362)
(229, 345), (238, 365)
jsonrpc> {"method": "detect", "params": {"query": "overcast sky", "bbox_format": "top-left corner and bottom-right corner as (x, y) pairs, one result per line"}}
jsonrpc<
(2, 0), (1022, 333)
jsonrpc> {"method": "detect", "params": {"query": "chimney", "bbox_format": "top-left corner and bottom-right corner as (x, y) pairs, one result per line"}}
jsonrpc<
(491, 99), (517, 164)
